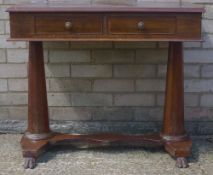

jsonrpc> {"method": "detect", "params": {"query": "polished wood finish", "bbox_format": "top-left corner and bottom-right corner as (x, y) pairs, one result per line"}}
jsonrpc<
(7, 1), (204, 170)
(21, 132), (163, 169)
(28, 42), (50, 134)
(162, 42), (186, 138)
(162, 42), (192, 168)
(6, 1), (204, 13)
(9, 13), (202, 41)
(35, 14), (103, 34)
(108, 15), (176, 34)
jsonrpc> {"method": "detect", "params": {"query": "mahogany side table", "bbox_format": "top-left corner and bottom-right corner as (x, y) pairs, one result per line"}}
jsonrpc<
(7, 1), (204, 169)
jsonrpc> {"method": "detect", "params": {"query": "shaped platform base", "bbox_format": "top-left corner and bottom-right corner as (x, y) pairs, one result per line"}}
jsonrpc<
(21, 132), (192, 169)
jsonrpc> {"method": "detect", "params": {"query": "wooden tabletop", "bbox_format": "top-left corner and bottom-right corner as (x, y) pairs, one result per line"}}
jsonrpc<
(7, 0), (205, 13)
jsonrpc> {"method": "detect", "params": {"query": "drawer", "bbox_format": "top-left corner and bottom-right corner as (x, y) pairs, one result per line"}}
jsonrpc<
(9, 13), (202, 41)
(35, 15), (103, 34)
(108, 15), (176, 35)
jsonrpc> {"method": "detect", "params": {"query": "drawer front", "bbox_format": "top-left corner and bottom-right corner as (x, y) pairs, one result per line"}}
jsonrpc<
(108, 15), (176, 35)
(9, 13), (202, 41)
(35, 15), (103, 34)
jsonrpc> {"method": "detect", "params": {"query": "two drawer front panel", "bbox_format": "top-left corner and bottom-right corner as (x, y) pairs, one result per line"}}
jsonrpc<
(108, 15), (176, 35)
(9, 13), (202, 41)
(35, 15), (103, 34)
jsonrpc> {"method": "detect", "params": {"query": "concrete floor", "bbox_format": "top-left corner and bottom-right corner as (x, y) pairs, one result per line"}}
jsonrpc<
(0, 134), (212, 175)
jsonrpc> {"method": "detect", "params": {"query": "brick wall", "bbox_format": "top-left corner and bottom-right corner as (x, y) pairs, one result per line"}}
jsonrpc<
(0, 0), (213, 135)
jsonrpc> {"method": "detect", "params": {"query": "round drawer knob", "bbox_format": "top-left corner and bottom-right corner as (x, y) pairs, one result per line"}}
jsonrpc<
(65, 22), (72, 30)
(138, 21), (145, 30)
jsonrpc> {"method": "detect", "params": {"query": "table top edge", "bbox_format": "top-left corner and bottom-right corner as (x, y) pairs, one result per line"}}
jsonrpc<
(6, 1), (205, 13)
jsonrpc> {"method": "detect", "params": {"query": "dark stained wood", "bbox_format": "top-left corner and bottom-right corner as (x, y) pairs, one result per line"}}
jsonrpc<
(177, 14), (202, 38)
(21, 132), (164, 169)
(21, 136), (49, 158)
(35, 14), (103, 34)
(9, 12), (202, 41)
(108, 15), (176, 34)
(165, 140), (192, 168)
(20, 132), (192, 169)
(161, 42), (192, 167)
(49, 133), (164, 147)
(27, 42), (52, 136)
(6, 1), (205, 13)
(162, 42), (186, 138)
(21, 135), (49, 169)
(165, 139), (192, 157)
(7, 1), (204, 170)
(10, 13), (35, 38)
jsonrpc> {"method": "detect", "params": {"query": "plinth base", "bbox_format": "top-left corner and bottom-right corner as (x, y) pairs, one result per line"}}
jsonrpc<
(21, 132), (192, 169)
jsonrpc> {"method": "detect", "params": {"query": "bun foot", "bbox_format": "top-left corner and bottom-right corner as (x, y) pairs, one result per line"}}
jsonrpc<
(24, 157), (36, 169)
(176, 157), (188, 168)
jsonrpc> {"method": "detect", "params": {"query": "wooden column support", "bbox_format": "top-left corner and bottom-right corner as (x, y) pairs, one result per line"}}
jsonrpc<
(25, 41), (52, 140)
(162, 42), (192, 168)
(21, 41), (192, 169)
(162, 42), (186, 139)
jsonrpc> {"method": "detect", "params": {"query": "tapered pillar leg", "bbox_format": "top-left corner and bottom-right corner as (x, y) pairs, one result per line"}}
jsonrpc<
(162, 42), (192, 168)
(26, 41), (52, 138)
(21, 41), (53, 169)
